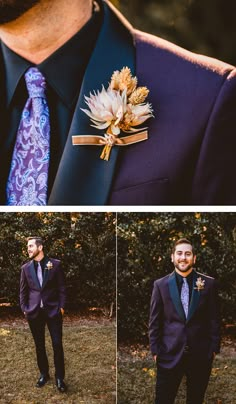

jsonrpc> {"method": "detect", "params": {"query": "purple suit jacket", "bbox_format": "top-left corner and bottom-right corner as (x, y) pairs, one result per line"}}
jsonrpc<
(47, 0), (236, 205)
(149, 270), (220, 369)
(20, 257), (66, 319)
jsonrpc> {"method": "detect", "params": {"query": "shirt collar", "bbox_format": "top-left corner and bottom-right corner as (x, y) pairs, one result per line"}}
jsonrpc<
(175, 269), (194, 285)
(34, 256), (46, 270)
(1, 4), (103, 108)
(1, 43), (30, 107)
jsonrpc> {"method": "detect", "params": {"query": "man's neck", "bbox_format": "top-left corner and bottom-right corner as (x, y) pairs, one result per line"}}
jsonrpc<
(175, 268), (193, 278)
(0, 0), (93, 64)
(34, 252), (44, 262)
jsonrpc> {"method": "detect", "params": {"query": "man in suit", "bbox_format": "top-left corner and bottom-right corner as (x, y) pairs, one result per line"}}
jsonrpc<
(149, 238), (220, 404)
(0, 0), (236, 205)
(20, 236), (67, 392)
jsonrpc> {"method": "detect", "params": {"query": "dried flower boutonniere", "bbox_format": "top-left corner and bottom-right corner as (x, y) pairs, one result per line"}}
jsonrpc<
(78, 67), (153, 160)
(46, 261), (53, 270)
(194, 277), (205, 292)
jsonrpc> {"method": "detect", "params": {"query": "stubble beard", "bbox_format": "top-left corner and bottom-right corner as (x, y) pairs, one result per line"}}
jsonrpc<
(0, 0), (41, 24)
(174, 261), (194, 273)
(28, 249), (40, 260)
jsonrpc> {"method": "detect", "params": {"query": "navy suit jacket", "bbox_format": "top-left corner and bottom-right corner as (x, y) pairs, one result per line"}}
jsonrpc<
(149, 270), (220, 369)
(20, 257), (66, 319)
(1, 0), (236, 205)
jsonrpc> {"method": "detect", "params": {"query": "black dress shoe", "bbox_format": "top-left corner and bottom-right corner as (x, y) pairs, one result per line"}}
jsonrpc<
(36, 374), (50, 388)
(56, 378), (67, 393)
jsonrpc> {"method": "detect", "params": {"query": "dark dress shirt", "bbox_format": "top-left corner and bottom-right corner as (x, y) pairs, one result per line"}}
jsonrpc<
(0, 4), (103, 203)
(175, 270), (194, 303)
(34, 257), (47, 278)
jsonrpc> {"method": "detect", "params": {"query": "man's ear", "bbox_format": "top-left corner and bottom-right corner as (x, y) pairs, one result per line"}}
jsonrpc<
(171, 254), (174, 262)
(193, 255), (196, 264)
(39, 245), (43, 252)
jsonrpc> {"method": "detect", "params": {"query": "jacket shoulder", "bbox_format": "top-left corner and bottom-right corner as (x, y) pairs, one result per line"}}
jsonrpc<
(195, 271), (216, 283)
(153, 273), (171, 287)
(50, 258), (60, 264)
(134, 30), (235, 85)
(49, 258), (61, 268)
(21, 261), (31, 271)
(133, 29), (235, 78)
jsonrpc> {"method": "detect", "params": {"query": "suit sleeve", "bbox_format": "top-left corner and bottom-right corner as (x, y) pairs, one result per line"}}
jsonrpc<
(209, 279), (221, 354)
(192, 68), (236, 204)
(149, 281), (163, 356)
(19, 267), (28, 313)
(56, 262), (66, 309)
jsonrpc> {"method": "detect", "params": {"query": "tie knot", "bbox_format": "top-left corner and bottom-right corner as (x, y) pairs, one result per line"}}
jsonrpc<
(25, 67), (47, 98)
(183, 277), (188, 284)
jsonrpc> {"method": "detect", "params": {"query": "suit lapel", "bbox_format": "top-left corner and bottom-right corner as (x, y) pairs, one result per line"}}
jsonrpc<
(48, 0), (135, 205)
(28, 258), (52, 289)
(187, 270), (201, 323)
(28, 261), (41, 289)
(168, 271), (185, 321)
(42, 257), (51, 289)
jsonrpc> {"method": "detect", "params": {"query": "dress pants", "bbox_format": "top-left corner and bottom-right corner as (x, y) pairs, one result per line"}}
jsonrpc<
(28, 308), (65, 379)
(155, 351), (213, 404)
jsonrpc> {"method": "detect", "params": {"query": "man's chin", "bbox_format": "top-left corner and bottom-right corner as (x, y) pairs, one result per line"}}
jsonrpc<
(176, 265), (193, 273)
(0, 0), (40, 25)
(179, 266), (189, 272)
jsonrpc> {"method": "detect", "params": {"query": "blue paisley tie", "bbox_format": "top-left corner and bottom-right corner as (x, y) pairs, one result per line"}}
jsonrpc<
(181, 277), (189, 318)
(6, 67), (50, 206)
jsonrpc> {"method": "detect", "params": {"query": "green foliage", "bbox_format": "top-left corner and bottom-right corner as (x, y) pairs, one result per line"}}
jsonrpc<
(0, 212), (116, 310)
(114, 0), (236, 65)
(117, 213), (236, 342)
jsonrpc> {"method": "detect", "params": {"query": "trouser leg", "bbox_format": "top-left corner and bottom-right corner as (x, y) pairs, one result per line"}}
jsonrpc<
(28, 309), (49, 375)
(155, 361), (184, 404)
(185, 356), (213, 404)
(46, 312), (65, 379)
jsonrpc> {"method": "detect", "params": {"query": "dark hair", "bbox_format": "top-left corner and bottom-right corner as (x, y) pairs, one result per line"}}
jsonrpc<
(27, 237), (44, 247)
(172, 238), (195, 255)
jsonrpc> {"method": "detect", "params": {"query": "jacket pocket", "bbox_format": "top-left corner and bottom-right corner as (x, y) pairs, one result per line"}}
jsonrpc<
(109, 178), (170, 205)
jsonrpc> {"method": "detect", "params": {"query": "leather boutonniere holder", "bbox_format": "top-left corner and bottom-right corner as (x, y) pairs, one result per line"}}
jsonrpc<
(72, 67), (153, 160)
(46, 261), (53, 270)
(194, 277), (205, 292)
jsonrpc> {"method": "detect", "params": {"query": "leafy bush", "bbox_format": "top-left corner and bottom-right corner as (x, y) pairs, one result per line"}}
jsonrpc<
(118, 212), (236, 342)
(114, 0), (236, 65)
(0, 212), (116, 311)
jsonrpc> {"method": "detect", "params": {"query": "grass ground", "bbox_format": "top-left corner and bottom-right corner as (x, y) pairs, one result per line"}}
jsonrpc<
(0, 315), (116, 403)
(118, 338), (236, 403)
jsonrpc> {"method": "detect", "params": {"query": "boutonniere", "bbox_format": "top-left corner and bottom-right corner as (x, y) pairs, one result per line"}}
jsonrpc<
(72, 67), (153, 161)
(46, 261), (53, 270)
(194, 277), (205, 291)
